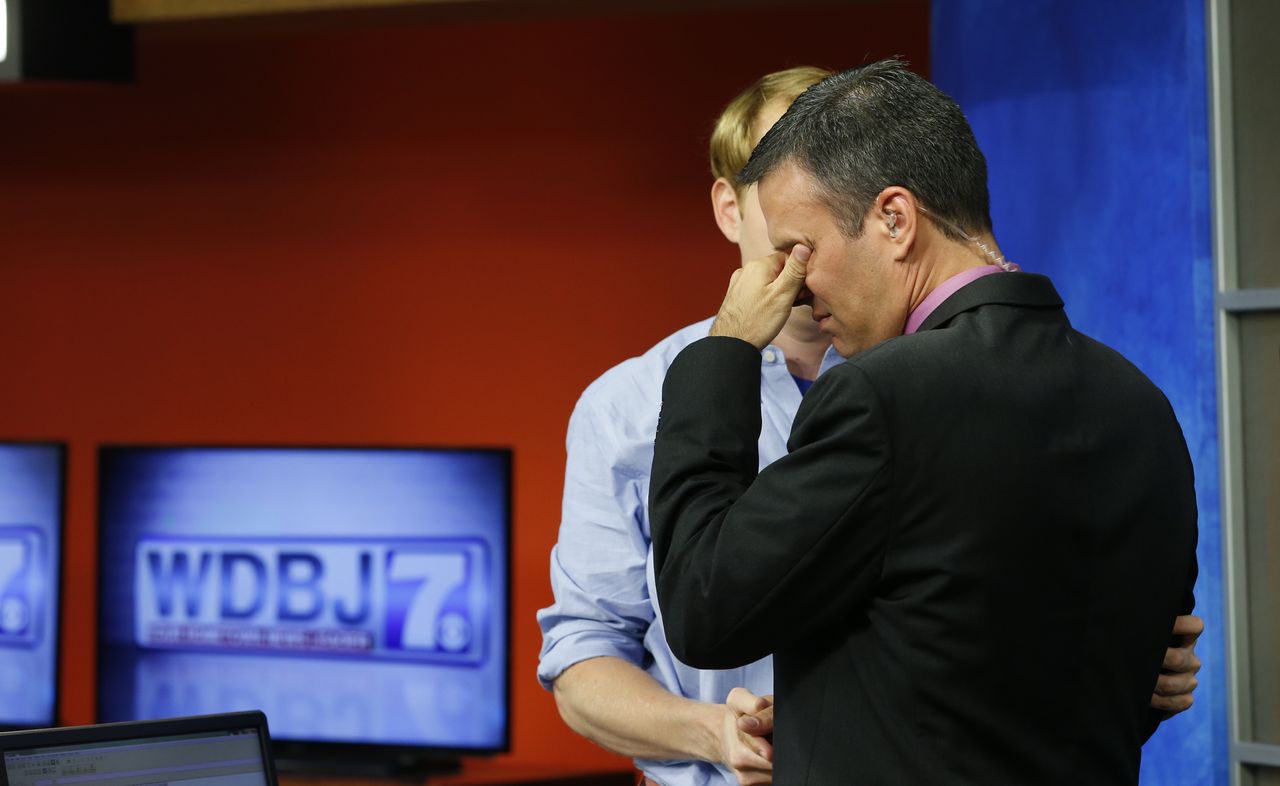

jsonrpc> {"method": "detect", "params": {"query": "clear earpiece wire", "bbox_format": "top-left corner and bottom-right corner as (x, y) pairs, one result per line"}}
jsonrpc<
(916, 205), (1019, 272)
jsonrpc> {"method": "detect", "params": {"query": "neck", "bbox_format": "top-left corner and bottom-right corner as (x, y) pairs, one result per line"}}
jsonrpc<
(904, 230), (1005, 315)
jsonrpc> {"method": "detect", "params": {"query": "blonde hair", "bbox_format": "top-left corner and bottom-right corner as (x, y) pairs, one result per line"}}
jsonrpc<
(709, 65), (833, 192)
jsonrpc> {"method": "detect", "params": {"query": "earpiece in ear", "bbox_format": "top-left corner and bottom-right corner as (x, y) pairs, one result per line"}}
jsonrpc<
(886, 213), (899, 238)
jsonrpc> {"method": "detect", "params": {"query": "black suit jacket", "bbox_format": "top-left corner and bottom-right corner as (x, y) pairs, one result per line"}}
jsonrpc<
(649, 273), (1198, 785)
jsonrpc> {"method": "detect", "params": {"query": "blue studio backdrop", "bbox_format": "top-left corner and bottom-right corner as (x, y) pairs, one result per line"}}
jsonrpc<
(931, 1), (1225, 784)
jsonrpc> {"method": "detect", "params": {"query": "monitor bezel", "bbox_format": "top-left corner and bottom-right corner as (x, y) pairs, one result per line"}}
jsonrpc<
(0, 710), (277, 786)
(0, 440), (67, 733)
(94, 442), (514, 765)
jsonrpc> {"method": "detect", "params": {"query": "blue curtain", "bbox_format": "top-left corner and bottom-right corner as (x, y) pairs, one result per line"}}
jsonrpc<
(930, 2), (1225, 784)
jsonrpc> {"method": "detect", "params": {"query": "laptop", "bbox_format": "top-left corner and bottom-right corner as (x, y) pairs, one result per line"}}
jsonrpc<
(0, 712), (276, 786)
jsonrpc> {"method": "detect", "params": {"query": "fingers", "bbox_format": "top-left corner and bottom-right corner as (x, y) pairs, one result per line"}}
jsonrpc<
(739, 731), (773, 762)
(721, 705), (773, 775)
(1151, 691), (1195, 713)
(1162, 645), (1202, 675)
(727, 736), (773, 768)
(723, 689), (772, 760)
(1155, 668), (1199, 698)
(737, 245), (806, 330)
(726, 687), (771, 716)
(721, 690), (775, 785)
(1151, 644), (1201, 716)
(733, 765), (774, 786)
(740, 246), (807, 290)
(737, 252), (787, 284)
(737, 703), (774, 736)
(710, 248), (804, 349)
(1172, 614), (1205, 643)
(725, 735), (773, 786)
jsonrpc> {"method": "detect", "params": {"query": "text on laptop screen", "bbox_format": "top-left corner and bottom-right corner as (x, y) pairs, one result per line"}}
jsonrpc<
(0, 444), (62, 727)
(3, 727), (267, 786)
(97, 447), (510, 751)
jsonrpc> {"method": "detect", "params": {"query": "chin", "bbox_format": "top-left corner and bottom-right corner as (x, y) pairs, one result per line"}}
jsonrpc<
(833, 335), (877, 359)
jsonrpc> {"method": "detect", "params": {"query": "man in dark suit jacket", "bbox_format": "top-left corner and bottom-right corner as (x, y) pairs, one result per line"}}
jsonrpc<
(649, 60), (1199, 785)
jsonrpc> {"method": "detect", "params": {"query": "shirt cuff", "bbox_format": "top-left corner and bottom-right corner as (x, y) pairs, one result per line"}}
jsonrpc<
(536, 628), (647, 691)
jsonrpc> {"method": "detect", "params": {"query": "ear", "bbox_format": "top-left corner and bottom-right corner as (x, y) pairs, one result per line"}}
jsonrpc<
(874, 186), (919, 261)
(711, 177), (743, 244)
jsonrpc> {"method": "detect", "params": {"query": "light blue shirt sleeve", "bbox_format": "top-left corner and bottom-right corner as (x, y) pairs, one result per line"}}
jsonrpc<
(537, 379), (657, 689)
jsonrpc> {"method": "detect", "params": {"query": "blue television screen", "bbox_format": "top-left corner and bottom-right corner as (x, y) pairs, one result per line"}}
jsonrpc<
(0, 442), (63, 728)
(97, 446), (510, 753)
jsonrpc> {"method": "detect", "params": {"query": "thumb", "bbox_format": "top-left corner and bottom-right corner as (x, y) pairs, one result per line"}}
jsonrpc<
(769, 244), (810, 301)
(726, 687), (770, 715)
(780, 244), (810, 283)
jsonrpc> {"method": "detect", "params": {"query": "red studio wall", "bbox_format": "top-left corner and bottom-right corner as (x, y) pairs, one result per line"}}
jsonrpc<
(0, 3), (927, 768)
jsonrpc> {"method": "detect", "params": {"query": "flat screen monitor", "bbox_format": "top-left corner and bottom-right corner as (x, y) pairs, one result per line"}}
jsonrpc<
(0, 442), (64, 729)
(96, 446), (511, 766)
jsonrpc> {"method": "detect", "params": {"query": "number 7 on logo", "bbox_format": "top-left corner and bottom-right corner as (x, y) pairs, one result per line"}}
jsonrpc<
(385, 551), (471, 654)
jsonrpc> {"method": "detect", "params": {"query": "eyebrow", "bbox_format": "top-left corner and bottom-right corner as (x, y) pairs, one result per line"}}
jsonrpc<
(770, 233), (805, 254)
(766, 212), (807, 253)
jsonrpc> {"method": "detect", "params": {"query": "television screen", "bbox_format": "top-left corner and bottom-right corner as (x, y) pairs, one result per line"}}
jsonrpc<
(0, 442), (64, 729)
(97, 446), (510, 756)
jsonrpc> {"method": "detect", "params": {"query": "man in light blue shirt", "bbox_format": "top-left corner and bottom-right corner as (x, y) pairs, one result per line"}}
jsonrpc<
(539, 67), (836, 786)
(537, 66), (1203, 786)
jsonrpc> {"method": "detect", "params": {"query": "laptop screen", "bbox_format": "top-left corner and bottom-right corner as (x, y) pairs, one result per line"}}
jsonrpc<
(3, 726), (268, 786)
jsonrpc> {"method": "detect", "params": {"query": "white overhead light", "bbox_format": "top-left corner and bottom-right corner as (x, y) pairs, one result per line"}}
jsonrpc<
(0, 0), (8, 64)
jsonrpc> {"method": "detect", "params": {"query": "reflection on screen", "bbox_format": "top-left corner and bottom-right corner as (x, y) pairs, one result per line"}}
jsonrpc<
(3, 728), (267, 786)
(98, 448), (509, 751)
(0, 444), (62, 727)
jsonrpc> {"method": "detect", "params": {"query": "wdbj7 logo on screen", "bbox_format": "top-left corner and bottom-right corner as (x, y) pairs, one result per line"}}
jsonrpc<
(135, 537), (490, 665)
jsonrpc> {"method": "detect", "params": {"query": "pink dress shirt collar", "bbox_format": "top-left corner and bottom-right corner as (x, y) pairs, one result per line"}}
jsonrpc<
(903, 265), (1006, 335)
